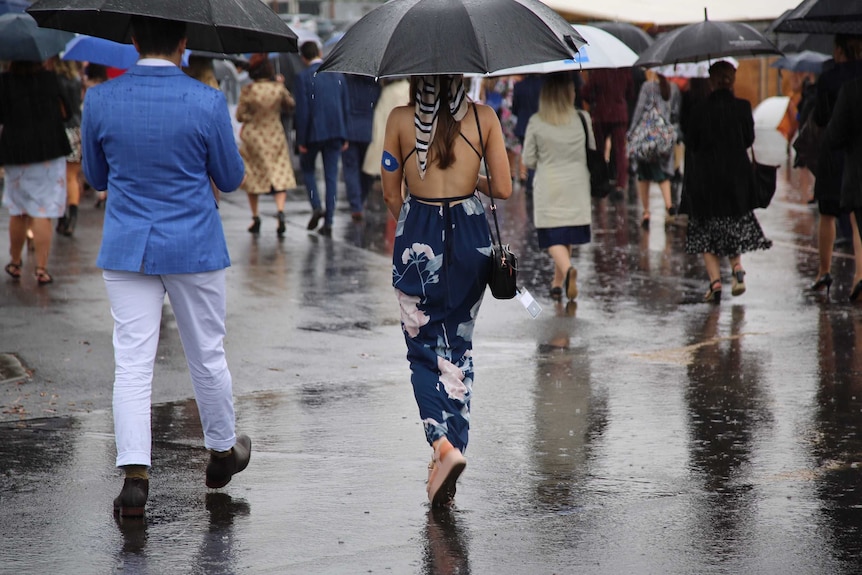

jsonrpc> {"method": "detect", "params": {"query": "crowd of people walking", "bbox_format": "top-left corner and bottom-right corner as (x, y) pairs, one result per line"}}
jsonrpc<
(5, 19), (862, 515)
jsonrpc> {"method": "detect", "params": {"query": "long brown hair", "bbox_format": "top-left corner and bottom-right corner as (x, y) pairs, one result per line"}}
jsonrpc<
(409, 75), (461, 170)
(658, 74), (671, 101)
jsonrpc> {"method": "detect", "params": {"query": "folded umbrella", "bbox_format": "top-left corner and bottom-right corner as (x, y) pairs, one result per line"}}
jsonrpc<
(27, 0), (297, 53)
(63, 35), (190, 68)
(318, 0), (585, 78)
(634, 11), (783, 68)
(0, 12), (73, 61)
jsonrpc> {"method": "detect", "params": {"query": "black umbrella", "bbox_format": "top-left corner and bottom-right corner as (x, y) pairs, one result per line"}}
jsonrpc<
(0, 12), (72, 61)
(591, 21), (653, 55)
(26, 0), (297, 53)
(634, 12), (783, 68)
(773, 0), (862, 34)
(318, 0), (585, 78)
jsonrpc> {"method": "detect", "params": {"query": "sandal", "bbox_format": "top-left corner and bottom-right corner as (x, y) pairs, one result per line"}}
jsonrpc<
(4, 261), (22, 279)
(34, 267), (53, 285)
(731, 266), (746, 297)
(704, 279), (722, 303)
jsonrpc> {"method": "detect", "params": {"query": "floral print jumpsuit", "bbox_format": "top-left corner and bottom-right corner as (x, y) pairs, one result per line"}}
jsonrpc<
(393, 193), (492, 452)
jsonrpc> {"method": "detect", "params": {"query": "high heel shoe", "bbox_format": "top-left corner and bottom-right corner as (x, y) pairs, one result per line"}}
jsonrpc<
(809, 273), (833, 297)
(704, 279), (722, 304)
(731, 267), (746, 297)
(276, 211), (285, 238)
(850, 279), (862, 302)
(248, 216), (261, 235)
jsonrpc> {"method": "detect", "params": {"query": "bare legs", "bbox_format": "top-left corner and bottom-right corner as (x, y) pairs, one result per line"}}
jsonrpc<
(246, 191), (287, 236)
(637, 179), (674, 228)
(547, 244), (572, 289)
(816, 214), (836, 281)
(9, 214), (52, 275)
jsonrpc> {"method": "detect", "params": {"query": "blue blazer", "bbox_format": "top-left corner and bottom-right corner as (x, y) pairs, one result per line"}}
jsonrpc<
(293, 61), (350, 146)
(344, 75), (380, 143)
(82, 64), (244, 275)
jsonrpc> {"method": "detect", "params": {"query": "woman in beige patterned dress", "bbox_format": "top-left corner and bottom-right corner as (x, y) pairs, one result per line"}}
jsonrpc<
(236, 54), (296, 237)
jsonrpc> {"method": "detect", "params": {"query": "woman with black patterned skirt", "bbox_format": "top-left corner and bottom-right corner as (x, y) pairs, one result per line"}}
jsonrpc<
(684, 61), (772, 303)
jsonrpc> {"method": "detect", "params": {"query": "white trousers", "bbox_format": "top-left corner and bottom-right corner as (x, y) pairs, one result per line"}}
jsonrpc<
(103, 269), (236, 467)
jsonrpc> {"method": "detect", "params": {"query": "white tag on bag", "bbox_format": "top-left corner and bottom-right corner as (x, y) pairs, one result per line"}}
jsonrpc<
(516, 288), (542, 319)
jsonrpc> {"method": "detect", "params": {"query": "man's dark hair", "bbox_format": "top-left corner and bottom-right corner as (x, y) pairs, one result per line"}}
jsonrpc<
(300, 41), (320, 61)
(130, 16), (187, 56)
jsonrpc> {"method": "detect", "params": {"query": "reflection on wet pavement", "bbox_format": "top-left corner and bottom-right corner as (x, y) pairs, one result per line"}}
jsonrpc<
(6, 155), (862, 573)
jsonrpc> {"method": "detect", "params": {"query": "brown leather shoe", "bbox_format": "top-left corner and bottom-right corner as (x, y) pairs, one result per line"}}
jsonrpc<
(205, 434), (252, 489)
(113, 478), (149, 517)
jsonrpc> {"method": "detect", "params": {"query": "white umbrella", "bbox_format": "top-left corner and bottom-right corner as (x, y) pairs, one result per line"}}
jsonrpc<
(482, 24), (637, 76)
(652, 57), (739, 78)
(752, 95), (790, 166)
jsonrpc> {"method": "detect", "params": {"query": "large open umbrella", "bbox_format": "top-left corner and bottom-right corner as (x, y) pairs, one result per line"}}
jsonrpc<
(590, 21), (653, 54)
(481, 24), (638, 76)
(318, 0), (585, 78)
(770, 49), (830, 73)
(773, 0), (862, 34)
(0, 12), (72, 61)
(62, 34), (191, 68)
(26, 0), (298, 53)
(634, 12), (783, 68)
(0, 0), (29, 15)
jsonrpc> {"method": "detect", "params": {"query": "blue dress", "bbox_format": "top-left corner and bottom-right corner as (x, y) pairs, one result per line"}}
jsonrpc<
(392, 193), (492, 452)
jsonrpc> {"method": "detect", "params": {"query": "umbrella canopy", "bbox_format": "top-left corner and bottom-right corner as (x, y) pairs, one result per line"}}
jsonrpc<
(0, 12), (73, 61)
(26, 0), (298, 53)
(774, 0), (862, 34)
(62, 34), (190, 68)
(634, 14), (783, 68)
(0, 0), (29, 15)
(483, 24), (638, 76)
(590, 21), (653, 54)
(770, 49), (830, 73)
(318, 0), (585, 78)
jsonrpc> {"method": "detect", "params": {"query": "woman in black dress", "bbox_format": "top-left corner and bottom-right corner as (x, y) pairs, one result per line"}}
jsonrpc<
(684, 61), (772, 303)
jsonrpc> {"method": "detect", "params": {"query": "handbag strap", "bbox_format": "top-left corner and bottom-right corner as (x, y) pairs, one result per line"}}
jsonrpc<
(472, 103), (506, 253)
(576, 110), (590, 159)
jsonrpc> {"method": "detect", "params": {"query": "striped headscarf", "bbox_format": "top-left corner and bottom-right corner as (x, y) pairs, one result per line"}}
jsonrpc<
(414, 75), (469, 180)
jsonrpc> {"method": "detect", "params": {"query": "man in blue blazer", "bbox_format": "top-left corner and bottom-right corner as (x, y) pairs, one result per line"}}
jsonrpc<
(82, 16), (250, 518)
(342, 75), (380, 220)
(294, 41), (350, 236)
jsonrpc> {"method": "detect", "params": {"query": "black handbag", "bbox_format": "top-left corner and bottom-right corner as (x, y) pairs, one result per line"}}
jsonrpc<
(577, 111), (612, 198)
(750, 147), (777, 209)
(474, 105), (518, 299)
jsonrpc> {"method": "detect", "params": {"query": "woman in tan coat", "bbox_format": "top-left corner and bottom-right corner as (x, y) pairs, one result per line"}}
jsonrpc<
(236, 54), (296, 237)
(523, 72), (594, 302)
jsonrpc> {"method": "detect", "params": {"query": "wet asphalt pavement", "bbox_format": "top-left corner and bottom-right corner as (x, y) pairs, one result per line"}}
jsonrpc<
(3, 142), (862, 574)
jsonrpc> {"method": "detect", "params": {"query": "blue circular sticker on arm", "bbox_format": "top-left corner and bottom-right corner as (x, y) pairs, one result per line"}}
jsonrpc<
(382, 151), (400, 172)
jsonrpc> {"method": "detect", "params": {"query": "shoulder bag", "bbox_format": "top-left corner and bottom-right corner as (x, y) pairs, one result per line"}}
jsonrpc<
(473, 104), (518, 299)
(576, 111), (612, 198)
(750, 146), (777, 209)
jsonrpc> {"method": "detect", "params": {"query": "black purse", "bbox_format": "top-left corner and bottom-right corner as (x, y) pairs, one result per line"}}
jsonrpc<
(474, 105), (518, 299)
(577, 111), (612, 198)
(750, 146), (777, 209)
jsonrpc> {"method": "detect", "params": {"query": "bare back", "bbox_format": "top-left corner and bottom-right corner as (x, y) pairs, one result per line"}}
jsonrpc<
(380, 101), (512, 219)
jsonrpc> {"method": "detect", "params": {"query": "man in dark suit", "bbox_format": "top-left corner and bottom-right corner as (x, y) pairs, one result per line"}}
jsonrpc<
(294, 41), (350, 236)
(342, 75), (380, 221)
(81, 16), (250, 517)
(512, 74), (544, 193)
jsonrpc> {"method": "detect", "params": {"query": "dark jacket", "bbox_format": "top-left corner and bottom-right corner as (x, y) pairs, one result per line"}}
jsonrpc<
(0, 69), (71, 166)
(293, 61), (350, 146)
(827, 76), (862, 210)
(813, 60), (862, 202)
(57, 74), (82, 130)
(685, 89), (754, 218)
(344, 75), (380, 143)
(512, 75), (544, 140)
